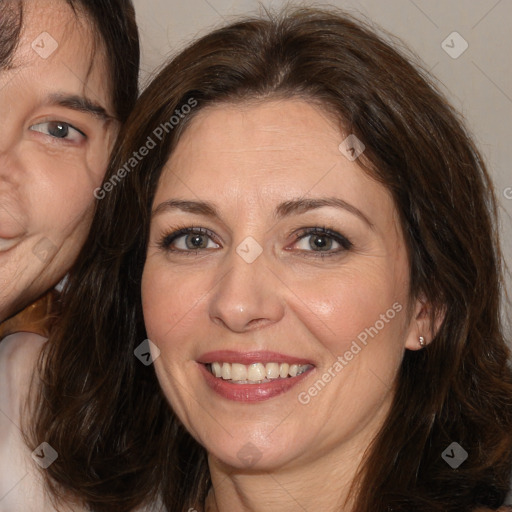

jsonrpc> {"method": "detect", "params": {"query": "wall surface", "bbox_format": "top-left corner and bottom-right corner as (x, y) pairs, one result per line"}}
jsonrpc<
(133, 0), (512, 329)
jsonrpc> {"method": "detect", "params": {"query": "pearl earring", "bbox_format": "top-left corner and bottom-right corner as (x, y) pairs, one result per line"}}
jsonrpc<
(419, 336), (426, 347)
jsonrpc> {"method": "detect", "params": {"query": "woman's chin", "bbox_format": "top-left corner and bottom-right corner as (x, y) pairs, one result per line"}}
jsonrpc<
(205, 438), (304, 473)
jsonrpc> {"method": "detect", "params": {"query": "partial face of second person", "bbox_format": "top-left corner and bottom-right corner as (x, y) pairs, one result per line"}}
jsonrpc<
(0, 0), (116, 320)
(142, 99), (430, 477)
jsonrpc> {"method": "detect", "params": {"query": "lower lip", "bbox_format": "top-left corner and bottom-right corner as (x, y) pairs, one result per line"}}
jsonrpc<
(198, 363), (313, 402)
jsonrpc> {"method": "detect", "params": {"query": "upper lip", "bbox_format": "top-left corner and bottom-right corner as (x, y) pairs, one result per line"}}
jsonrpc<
(197, 350), (314, 366)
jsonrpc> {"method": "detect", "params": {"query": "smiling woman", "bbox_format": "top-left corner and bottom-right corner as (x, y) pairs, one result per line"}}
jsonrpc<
(27, 6), (512, 512)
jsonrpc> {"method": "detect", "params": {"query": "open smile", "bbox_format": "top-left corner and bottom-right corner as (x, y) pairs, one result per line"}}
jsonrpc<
(206, 361), (312, 383)
(198, 351), (315, 402)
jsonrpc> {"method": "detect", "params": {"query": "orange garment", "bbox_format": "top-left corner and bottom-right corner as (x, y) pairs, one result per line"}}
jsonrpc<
(0, 290), (60, 340)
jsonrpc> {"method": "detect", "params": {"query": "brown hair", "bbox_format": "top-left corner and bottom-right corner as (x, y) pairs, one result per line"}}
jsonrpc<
(30, 7), (512, 512)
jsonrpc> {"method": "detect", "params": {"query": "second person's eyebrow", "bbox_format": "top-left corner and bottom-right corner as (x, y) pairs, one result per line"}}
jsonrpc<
(152, 197), (373, 228)
(47, 92), (111, 121)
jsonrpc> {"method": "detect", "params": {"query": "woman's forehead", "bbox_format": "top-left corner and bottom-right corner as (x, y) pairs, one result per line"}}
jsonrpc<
(155, 99), (397, 235)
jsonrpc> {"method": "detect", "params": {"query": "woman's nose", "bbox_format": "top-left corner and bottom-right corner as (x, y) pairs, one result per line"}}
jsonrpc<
(208, 247), (285, 333)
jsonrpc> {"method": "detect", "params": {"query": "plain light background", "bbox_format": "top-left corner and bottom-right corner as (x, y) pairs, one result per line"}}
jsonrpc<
(132, 0), (512, 328)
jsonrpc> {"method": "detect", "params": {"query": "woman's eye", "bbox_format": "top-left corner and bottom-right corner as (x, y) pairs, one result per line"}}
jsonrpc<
(30, 121), (86, 143)
(160, 228), (220, 252)
(292, 229), (352, 254)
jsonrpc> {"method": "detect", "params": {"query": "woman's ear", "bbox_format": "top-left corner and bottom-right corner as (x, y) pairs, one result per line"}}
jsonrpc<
(404, 294), (445, 351)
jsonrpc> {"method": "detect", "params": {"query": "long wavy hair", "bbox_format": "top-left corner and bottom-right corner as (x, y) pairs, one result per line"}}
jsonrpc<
(28, 7), (512, 512)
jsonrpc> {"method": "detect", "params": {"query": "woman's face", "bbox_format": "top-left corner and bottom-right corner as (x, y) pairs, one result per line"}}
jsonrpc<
(0, 0), (116, 320)
(142, 99), (426, 473)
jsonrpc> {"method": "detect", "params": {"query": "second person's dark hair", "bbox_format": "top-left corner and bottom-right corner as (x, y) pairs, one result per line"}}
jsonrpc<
(0, 0), (139, 121)
(66, 0), (140, 121)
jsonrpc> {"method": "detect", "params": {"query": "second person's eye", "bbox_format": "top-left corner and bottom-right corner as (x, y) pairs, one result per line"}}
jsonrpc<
(30, 121), (86, 143)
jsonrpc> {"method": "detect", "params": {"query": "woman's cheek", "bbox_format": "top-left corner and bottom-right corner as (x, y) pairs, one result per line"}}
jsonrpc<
(141, 262), (199, 339)
(288, 272), (403, 357)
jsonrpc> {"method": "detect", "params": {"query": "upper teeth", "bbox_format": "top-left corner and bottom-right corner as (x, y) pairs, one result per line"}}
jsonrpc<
(209, 362), (310, 382)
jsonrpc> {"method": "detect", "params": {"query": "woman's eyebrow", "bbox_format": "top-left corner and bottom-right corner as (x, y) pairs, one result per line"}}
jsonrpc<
(275, 198), (374, 229)
(152, 199), (218, 218)
(47, 92), (112, 121)
(152, 197), (373, 229)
